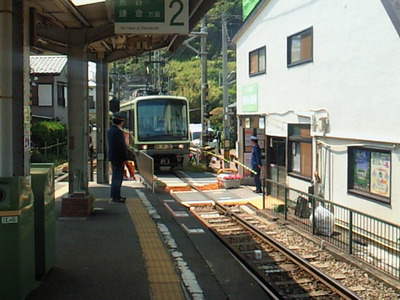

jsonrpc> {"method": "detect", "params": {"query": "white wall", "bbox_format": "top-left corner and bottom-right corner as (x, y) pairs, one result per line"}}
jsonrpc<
(236, 0), (400, 224)
(236, 0), (400, 143)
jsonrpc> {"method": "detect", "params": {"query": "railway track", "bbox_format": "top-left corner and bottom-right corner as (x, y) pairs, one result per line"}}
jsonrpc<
(190, 204), (362, 300)
(165, 171), (399, 299)
(168, 172), (362, 298)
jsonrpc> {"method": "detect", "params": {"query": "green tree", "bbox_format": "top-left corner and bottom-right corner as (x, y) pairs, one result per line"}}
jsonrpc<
(112, 0), (242, 135)
(31, 121), (67, 148)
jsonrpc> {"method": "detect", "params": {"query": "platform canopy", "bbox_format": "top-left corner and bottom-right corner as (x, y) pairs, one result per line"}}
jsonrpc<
(29, 0), (217, 62)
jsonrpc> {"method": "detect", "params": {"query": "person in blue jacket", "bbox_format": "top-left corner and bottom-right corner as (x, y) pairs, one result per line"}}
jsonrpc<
(107, 113), (129, 202)
(250, 136), (262, 193)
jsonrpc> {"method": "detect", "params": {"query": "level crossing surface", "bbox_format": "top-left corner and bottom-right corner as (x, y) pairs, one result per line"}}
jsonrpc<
(27, 176), (270, 300)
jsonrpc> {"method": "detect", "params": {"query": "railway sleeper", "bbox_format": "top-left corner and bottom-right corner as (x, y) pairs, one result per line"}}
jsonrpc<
(207, 221), (234, 226)
(204, 217), (226, 223)
(275, 278), (314, 285)
(194, 204), (365, 299)
(215, 227), (244, 233)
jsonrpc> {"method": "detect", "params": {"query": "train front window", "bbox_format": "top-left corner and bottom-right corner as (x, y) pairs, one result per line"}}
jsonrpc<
(137, 99), (189, 141)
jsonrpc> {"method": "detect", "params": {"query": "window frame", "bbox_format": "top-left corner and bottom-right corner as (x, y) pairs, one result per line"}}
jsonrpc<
(287, 27), (313, 67)
(249, 46), (266, 76)
(348, 147), (391, 204)
(88, 95), (95, 109)
(38, 83), (53, 107)
(287, 124), (312, 180)
(57, 82), (67, 107)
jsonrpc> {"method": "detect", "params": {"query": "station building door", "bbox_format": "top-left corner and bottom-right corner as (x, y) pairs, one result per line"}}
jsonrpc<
(266, 136), (286, 199)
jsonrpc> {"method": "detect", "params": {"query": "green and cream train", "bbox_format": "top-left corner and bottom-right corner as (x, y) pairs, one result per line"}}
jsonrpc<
(119, 94), (190, 170)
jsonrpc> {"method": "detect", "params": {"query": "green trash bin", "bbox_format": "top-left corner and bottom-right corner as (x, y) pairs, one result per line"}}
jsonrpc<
(0, 176), (36, 300)
(30, 163), (56, 280)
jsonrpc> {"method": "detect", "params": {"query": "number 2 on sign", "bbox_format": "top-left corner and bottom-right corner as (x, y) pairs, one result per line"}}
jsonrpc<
(169, 0), (184, 26)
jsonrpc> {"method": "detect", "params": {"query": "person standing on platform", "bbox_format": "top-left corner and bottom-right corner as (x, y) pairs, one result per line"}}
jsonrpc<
(107, 113), (129, 203)
(250, 136), (262, 193)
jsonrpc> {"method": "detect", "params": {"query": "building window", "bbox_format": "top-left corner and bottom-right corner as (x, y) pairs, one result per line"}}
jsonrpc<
(348, 147), (391, 204)
(288, 124), (312, 179)
(249, 46), (266, 76)
(38, 84), (53, 106)
(57, 82), (67, 107)
(88, 96), (95, 109)
(287, 27), (313, 67)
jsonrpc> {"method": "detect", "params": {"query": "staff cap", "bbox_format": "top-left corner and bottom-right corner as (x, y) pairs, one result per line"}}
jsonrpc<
(112, 113), (125, 121)
(250, 135), (258, 141)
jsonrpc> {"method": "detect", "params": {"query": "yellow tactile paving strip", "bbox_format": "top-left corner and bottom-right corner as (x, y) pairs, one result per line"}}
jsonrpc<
(126, 198), (185, 300)
(265, 195), (284, 209)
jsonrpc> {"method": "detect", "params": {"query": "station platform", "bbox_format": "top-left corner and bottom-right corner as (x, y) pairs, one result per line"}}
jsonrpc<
(27, 176), (269, 300)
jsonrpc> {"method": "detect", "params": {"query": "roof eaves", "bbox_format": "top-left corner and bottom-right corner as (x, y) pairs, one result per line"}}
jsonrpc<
(30, 55), (68, 74)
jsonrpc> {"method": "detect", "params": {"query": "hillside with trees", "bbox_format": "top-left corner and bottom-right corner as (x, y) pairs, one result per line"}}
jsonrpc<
(115, 0), (242, 131)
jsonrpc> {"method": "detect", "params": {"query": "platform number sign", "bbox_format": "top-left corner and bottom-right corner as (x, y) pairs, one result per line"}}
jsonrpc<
(114, 0), (189, 34)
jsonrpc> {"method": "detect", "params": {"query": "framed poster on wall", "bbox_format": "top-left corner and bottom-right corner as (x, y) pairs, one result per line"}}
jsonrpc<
(244, 128), (253, 152)
(243, 153), (252, 177)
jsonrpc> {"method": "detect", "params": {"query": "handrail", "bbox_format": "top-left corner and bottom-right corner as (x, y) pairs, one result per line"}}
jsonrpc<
(264, 178), (400, 228)
(263, 178), (400, 279)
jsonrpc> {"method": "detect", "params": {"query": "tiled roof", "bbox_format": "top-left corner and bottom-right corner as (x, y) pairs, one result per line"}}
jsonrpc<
(30, 55), (67, 74)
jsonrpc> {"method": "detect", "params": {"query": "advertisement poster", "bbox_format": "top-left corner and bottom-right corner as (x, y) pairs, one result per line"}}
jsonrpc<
(353, 149), (370, 192)
(243, 153), (252, 177)
(370, 152), (390, 197)
(244, 128), (253, 153)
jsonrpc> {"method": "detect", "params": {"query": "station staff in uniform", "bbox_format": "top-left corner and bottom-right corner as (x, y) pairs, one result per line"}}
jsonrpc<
(107, 113), (129, 202)
(250, 135), (262, 193)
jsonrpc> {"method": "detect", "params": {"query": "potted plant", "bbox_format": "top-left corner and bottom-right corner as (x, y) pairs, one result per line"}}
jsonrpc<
(217, 170), (242, 189)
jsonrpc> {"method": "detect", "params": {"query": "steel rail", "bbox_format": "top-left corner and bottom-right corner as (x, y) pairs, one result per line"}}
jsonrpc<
(172, 171), (362, 298)
(215, 203), (363, 300)
(189, 207), (284, 299)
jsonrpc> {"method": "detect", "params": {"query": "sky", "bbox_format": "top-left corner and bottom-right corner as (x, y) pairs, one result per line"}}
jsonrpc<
(71, 0), (105, 6)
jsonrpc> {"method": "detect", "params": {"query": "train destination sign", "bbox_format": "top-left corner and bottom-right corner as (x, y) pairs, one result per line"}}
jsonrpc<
(114, 0), (189, 34)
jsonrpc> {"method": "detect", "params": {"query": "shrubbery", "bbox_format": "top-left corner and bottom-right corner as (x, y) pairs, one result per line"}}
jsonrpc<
(31, 121), (68, 165)
(31, 121), (67, 147)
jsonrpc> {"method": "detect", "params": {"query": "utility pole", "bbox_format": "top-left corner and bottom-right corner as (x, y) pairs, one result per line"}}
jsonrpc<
(181, 18), (208, 146)
(200, 17), (208, 147)
(222, 13), (230, 167)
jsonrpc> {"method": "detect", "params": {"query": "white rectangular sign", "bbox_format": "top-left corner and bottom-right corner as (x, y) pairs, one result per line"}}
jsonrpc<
(2, 216), (18, 224)
(115, 0), (189, 34)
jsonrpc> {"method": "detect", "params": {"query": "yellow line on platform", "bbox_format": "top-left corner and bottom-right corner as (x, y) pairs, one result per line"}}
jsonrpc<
(126, 198), (185, 300)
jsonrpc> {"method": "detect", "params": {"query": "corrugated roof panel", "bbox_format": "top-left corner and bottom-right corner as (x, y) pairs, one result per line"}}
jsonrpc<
(30, 55), (68, 74)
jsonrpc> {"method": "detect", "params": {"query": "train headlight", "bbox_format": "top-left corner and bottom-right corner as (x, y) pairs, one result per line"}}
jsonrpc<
(141, 145), (148, 150)
(178, 144), (184, 149)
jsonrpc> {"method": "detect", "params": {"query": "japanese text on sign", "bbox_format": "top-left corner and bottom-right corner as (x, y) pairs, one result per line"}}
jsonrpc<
(115, 0), (188, 34)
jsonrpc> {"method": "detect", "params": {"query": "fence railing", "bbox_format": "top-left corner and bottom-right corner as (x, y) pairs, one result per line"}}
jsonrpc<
(263, 178), (400, 279)
(32, 139), (67, 157)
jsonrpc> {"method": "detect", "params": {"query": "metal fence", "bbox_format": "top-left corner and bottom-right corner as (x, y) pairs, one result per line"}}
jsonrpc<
(264, 178), (400, 279)
(32, 139), (67, 157)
